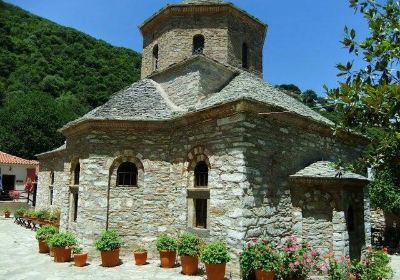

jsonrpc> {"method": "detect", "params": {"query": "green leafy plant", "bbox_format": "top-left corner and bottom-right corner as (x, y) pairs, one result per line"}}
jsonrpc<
(35, 224), (58, 241)
(15, 207), (27, 216)
(365, 249), (393, 280)
(326, 253), (351, 280)
(36, 209), (50, 219)
(4, 208), (10, 213)
(95, 230), (123, 252)
(349, 261), (367, 280)
(134, 246), (147, 253)
(49, 209), (60, 222)
(240, 239), (258, 279)
(73, 246), (83, 254)
(177, 232), (201, 257)
(252, 240), (280, 272)
(46, 232), (77, 248)
(200, 241), (231, 265)
(156, 234), (177, 252)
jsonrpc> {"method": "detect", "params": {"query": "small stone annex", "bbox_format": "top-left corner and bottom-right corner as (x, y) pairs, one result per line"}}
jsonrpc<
(36, 0), (372, 275)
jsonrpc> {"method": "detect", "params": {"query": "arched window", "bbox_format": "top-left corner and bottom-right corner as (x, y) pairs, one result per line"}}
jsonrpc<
(74, 162), (80, 185)
(152, 44), (159, 71)
(117, 162), (138, 186)
(195, 161), (208, 187)
(242, 43), (249, 69)
(194, 161), (208, 228)
(193, 35), (205, 55)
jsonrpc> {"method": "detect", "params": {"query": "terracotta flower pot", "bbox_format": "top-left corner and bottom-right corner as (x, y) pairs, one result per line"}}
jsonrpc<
(255, 269), (274, 280)
(38, 239), (50, 253)
(159, 251), (176, 268)
(49, 247), (54, 257)
(134, 251), (148, 265)
(205, 263), (226, 280)
(74, 252), (88, 267)
(181, 255), (198, 275)
(100, 249), (120, 267)
(349, 274), (357, 280)
(5, 212), (10, 218)
(53, 247), (71, 262)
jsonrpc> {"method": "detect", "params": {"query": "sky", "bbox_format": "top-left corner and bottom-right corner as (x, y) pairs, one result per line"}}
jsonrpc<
(5, 0), (369, 95)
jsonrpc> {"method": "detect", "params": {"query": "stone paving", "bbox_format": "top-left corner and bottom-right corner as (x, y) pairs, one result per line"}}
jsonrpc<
(0, 218), (205, 280)
(1, 217), (399, 280)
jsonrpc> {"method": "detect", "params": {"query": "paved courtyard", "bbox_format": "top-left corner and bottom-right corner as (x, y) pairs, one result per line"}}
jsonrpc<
(1, 217), (399, 280)
(0, 218), (204, 280)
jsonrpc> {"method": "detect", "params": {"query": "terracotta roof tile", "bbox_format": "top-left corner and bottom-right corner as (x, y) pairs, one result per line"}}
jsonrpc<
(0, 151), (38, 166)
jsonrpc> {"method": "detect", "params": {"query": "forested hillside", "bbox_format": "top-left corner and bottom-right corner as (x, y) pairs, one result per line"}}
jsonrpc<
(0, 1), (141, 158)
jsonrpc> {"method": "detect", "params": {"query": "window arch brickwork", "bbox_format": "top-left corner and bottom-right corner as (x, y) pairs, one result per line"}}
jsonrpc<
(109, 155), (144, 188)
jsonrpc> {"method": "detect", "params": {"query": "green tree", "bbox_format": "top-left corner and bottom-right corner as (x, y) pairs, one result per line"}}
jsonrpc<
(301, 89), (318, 107)
(327, 0), (400, 211)
(277, 84), (302, 95)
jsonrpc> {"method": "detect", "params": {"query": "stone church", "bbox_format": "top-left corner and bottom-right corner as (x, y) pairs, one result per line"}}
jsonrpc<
(36, 0), (371, 274)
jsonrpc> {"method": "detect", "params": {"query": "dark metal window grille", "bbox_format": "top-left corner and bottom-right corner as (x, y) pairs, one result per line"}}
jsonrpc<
(195, 199), (207, 228)
(195, 161), (208, 187)
(50, 171), (54, 185)
(153, 45), (159, 70)
(117, 162), (138, 186)
(49, 187), (53, 205)
(242, 43), (249, 69)
(193, 35), (205, 55)
(73, 193), (78, 222)
(74, 163), (80, 185)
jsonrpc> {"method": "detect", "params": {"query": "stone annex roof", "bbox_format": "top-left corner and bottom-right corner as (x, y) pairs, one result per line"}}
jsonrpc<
(62, 56), (333, 131)
(36, 143), (66, 157)
(0, 151), (38, 166)
(290, 161), (368, 181)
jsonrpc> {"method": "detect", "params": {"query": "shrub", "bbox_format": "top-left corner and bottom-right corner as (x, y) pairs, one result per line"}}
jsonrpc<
(365, 249), (393, 280)
(240, 239), (258, 279)
(47, 232), (77, 248)
(95, 230), (123, 252)
(177, 232), (201, 257)
(73, 246), (83, 254)
(36, 209), (50, 219)
(35, 225), (58, 241)
(326, 253), (351, 280)
(200, 241), (231, 265)
(252, 240), (280, 272)
(15, 207), (27, 216)
(156, 234), (177, 252)
(134, 246), (147, 253)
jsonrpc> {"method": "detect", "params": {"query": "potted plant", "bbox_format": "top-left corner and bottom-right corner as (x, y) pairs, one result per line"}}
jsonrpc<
(133, 246), (148, 266)
(73, 246), (88, 267)
(47, 232), (77, 262)
(200, 241), (231, 280)
(240, 239), (258, 280)
(95, 230), (123, 267)
(15, 207), (27, 218)
(177, 232), (201, 275)
(36, 209), (50, 222)
(49, 210), (60, 228)
(156, 234), (177, 268)
(35, 225), (58, 254)
(252, 240), (280, 280)
(4, 208), (11, 218)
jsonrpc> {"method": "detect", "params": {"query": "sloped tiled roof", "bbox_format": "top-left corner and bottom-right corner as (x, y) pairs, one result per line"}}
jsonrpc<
(181, 0), (225, 4)
(0, 151), (38, 166)
(290, 161), (368, 181)
(35, 143), (66, 158)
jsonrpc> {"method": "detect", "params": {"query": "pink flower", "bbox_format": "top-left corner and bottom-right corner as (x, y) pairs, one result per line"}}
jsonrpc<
(289, 263), (294, 268)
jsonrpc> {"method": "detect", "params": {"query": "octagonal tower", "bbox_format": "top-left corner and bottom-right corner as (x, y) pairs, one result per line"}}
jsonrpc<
(139, 0), (267, 78)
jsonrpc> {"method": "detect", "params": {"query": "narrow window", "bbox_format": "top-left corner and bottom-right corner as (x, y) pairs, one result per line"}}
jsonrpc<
(74, 162), (80, 185)
(195, 199), (207, 228)
(49, 187), (54, 205)
(73, 192), (78, 222)
(50, 171), (54, 185)
(242, 43), (249, 69)
(347, 206), (355, 232)
(117, 162), (138, 186)
(193, 35), (205, 55)
(194, 161), (208, 228)
(152, 44), (159, 71)
(195, 161), (208, 187)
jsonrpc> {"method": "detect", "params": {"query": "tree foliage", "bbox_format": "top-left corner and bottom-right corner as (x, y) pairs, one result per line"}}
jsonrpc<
(327, 0), (400, 211)
(0, 1), (141, 158)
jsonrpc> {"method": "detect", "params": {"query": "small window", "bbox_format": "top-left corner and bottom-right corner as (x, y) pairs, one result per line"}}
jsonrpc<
(117, 162), (138, 186)
(242, 43), (249, 69)
(195, 161), (208, 187)
(195, 199), (207, 228)
(74, 162), (80, 185)
(153, 44), (159, 71)
(193, 35), (205, 55)
(49, 186), (54, 205)
(50, 171), (54, 185)
(73, 192), (78, 222)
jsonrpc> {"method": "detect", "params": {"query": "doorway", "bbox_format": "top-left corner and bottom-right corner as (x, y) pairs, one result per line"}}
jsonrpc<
(2, 175), (15, 191)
